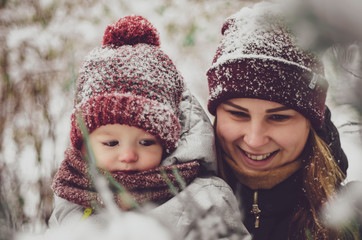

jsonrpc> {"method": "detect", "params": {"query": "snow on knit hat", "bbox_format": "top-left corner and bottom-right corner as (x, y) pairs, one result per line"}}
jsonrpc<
(70, 15), (184, 153)
(207, 2), (328, 129)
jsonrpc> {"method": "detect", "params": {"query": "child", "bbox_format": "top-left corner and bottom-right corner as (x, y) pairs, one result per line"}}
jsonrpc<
(49, 15), (250, 240)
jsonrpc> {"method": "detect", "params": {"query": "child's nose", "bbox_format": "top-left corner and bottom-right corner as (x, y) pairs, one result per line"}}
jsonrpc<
(119, 147), (138, 163)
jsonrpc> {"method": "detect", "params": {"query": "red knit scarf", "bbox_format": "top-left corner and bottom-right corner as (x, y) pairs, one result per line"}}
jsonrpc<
(52, 147), (201, 210)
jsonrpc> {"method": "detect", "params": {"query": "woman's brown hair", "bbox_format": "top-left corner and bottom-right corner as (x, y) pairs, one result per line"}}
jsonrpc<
(289, 128), (359, 239)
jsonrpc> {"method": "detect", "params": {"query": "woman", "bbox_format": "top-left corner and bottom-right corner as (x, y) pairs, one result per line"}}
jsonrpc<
(206, 2), (359, 240)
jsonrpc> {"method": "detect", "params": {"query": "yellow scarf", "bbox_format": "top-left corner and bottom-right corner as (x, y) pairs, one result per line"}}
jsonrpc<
(223, 154), (302, 190)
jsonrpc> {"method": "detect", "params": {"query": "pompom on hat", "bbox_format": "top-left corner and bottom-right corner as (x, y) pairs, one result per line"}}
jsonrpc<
(207, 2), (328, 129)
(71, 15), (184, 153)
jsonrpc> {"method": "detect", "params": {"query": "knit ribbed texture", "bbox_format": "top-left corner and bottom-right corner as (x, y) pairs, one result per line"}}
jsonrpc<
(52, 147), (201, 210)
(207, 2), (328, 129)
(71, 15), (184, 153)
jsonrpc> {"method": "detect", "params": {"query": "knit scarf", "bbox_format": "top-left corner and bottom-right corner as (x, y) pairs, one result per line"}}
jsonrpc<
(52, 147), (201, 210)
(223, 154), (301, 190)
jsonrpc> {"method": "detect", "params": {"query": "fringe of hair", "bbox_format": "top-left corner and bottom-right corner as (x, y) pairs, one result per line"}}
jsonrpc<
(213, 118), (238, 189)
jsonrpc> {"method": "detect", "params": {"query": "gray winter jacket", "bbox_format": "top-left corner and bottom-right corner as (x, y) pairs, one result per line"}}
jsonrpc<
(49, 89), (251, 240)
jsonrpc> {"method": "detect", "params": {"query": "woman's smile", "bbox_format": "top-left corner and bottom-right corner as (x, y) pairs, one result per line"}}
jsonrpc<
(236, 146), (279, 168)
(241, 149), (279, 161)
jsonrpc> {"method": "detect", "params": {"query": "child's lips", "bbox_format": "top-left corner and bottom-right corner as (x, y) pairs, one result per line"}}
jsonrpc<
(112, 170), (139, 175)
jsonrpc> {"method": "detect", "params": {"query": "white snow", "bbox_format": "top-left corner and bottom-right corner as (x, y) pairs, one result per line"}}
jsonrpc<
(16, 211), (175, 240)
(2, 0), (362, 238)
(210, 54), (313, 72)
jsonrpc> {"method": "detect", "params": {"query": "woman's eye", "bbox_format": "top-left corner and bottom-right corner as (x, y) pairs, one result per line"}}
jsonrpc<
(228, 111), (249, 118)
(139, 140), (156, 146)
(103, 141), (119, 147)
(269, 114), (291, 121)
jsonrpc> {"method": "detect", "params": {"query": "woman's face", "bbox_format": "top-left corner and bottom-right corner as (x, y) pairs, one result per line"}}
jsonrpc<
(216, 98), (310, 173)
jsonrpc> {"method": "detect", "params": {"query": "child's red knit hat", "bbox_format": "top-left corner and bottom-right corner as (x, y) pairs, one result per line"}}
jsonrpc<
(70, 15), (184, 153)
(207, 2), (328, 129)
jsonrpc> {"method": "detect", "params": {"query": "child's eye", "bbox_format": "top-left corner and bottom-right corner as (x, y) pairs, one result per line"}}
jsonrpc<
(269, 114), (291, 122)
(103, 141), (119, 147)
(228, 110), (249, 118)
(139, 140), (156, 146)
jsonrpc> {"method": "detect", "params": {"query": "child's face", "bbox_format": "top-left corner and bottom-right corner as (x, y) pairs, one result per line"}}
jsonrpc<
(84, 124), (163, 172)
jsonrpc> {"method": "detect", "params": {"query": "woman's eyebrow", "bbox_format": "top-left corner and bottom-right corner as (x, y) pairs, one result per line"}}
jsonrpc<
(266, 106), (290, 113)
(224, 101), (249, 112)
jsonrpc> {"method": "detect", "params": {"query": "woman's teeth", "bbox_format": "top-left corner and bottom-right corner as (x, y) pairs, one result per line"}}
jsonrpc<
(245, 152), (272, 161)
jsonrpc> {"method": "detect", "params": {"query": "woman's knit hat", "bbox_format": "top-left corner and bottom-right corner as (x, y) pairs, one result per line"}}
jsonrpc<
(207, 2), (328, 129)
(70, 15), (184, 153)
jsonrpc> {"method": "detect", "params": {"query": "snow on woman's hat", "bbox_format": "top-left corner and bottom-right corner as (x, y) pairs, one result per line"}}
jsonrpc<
(71, 15), (184, 153)
(207, 2), (328, 129)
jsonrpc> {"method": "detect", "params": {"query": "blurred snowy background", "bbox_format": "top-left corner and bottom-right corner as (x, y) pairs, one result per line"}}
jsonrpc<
(0, 0), (361, 239)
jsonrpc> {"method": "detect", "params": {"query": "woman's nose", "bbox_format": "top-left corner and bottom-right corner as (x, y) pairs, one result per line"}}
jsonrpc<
(119, 146), (138, 163)
(243, 121), (269, 148)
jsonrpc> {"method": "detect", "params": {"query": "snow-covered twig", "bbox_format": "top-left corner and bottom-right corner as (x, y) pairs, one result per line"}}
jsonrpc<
(77, 116), (122, 217)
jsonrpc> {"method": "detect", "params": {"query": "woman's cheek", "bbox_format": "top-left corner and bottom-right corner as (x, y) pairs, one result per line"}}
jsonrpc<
(217, 120), (236, 143)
